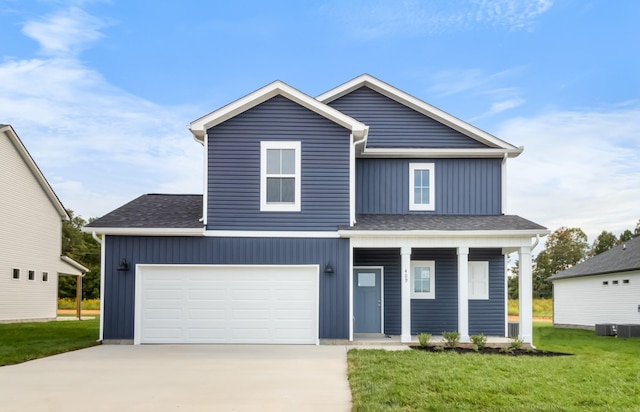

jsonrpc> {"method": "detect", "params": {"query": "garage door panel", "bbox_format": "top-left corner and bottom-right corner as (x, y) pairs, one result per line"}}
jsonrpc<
(138, 265), (318, 344)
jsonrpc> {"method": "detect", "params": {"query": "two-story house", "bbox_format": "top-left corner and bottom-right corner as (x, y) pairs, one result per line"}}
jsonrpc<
(86, 75), (547, 345)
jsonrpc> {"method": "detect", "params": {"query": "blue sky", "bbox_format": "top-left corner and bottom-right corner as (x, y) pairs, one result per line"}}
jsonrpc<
(1, 0), (638, 243)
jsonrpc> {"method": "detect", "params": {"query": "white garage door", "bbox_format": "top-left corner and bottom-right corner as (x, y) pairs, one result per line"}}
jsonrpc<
(135, 265), (319, 345)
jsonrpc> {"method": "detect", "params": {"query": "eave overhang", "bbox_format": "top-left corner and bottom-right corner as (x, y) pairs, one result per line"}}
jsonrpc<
(338, 229), (550, 238)
(82, 227), (204, 237)
(189, 81), (368, 144)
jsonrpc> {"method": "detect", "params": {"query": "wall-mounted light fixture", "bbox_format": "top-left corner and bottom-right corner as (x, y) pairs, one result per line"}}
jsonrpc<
(324, 263), (334, 274)
(117, 258), (130, 272)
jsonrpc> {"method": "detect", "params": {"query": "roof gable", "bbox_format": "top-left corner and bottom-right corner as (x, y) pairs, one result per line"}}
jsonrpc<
(189, 81), (368, 143)
(0, 124), (69, 220)
(549, 236), (640, 280)
(318, 74), (523, 157)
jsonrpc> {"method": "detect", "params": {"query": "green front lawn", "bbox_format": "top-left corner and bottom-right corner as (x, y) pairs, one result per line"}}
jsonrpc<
(348, 323), (640, 411)
(0, 318), (100, 366)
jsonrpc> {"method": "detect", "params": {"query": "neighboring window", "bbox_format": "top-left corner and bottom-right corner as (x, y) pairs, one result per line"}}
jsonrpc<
(468, 261), (489, 300)
(260, 141), (301, 212)
(409, 163), (435, 211)
(603, 281), (609, 286)
(612, 280), (619, 285)
(410, 260), (435, 299)
(12, 268), (20, 280)
(42, 272), (49, 282)
(623, 279), (630, 284)
(28, 270), (35, 281)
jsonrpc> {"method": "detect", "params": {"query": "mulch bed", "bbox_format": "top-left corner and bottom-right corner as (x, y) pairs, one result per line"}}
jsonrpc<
(410, 346), (572, 357)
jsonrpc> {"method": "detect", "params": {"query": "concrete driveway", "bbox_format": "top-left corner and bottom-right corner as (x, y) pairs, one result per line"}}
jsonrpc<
(0, 345), (351, 412)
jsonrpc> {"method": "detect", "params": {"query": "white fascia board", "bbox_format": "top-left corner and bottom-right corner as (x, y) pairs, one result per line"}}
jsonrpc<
(81, 227), (204, 236)
(339, 229), (550, 239)
(317, 74), (523, 156)
(205, 230), (340, 238)
(360, 147), (522, 159)
(60, 255), (89, 274)
(1, 125), (70, 219)
(189, 81), (368, 142)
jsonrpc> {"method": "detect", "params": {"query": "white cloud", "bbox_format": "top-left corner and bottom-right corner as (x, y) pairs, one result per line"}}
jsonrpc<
(502, 105), (640, 242)
(22, 7), (105, 57)
(1, 6), (204, 220)
(323, 0), (553, 39)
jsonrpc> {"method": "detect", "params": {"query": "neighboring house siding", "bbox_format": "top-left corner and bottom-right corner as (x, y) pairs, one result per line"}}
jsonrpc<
(207, 96), (351, 231)
(553, 271), (640, 327)
(469, 249), (505, 336)
(328, 86), (488, 148)
(356, 158), (502, 214)
(103, 236), (350, 340)
(0, 133), (62, 322)
(354, 248), (401, 335)
(411, 249), (458, 334)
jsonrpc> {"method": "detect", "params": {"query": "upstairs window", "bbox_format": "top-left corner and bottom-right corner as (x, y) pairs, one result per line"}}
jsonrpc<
(409, 163), (435, 211)
(12, 268), (20, 280)
(28, 270), (35, 281)
(260, 141), (301, 212)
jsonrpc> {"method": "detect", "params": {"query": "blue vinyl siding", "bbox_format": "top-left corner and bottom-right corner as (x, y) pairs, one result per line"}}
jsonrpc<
(354, 248), (401, 335)
(102, 236), (349, 340)
(207, 95), (351, 231)
(328, 86), (488, 148)
(356, 158), (502, 214)
(469, 249), (505, 336)
(411, 249), (459, 334)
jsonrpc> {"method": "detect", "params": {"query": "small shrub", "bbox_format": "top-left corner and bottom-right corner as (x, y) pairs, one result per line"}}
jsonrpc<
(433, 345), (444, 352)
(470, 334), (487, 352)
(418, 333), (432, 347)
(501, 336), (525, 353)
(442, 331), (460, 349)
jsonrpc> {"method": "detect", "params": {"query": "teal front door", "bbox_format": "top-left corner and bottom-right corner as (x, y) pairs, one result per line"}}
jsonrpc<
(353, 268), (382, 333)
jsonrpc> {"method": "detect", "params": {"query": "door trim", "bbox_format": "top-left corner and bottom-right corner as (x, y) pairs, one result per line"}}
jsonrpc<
(353, 266), (384, 334)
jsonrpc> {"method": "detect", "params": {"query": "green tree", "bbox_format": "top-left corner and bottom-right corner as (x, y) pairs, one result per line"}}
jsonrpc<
(507, 260), (519, 299)
(533, 227), (588, 298)
(590, 230), (617, 256)
(59, 211), (101, 299)
(618, 229), (634, 244)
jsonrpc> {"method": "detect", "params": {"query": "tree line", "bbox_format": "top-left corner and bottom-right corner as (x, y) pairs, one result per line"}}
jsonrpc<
(58, 210), (100, 300)
(509, 219), (640, 299)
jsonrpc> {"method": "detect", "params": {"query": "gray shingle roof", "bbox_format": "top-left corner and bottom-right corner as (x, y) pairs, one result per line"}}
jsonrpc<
(340, 214), (547, 232)
(86, 194), (203, 229)
(549, 235), (640, 280)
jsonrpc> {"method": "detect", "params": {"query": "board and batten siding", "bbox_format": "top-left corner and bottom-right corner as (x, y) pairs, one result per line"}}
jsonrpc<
(207, 95), (351, 231)
(356, 158), (502, 214)
(0, 131), (65, 322)
(468, 249), (505, 336)
(102, 236), (349, 340)
(328, 86), (489, 148)
(553, 271), (640, 327)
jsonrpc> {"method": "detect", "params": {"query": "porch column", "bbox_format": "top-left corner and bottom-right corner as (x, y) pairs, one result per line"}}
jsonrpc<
(400, 246), (412, 343)
(457, 246), (470, 342)
(518, 247), (533, 344)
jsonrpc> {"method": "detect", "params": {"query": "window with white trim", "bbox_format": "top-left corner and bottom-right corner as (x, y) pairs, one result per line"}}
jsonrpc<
(28, 270), (35, 281)
(410, 260), (435, 299)
(260, 141), (301, 212)
(468, 261), (489, 300)
(409, 163), (435, 211)
(42, 272), (49, 282)
(12, 268), (20, 280)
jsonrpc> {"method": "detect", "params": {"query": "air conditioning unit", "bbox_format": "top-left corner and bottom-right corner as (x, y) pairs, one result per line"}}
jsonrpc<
(617, 324), (640, 338)
(595, 324), (616, 336)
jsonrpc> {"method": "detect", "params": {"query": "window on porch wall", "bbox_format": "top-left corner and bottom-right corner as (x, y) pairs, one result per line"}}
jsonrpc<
(410, 260), (435, 299)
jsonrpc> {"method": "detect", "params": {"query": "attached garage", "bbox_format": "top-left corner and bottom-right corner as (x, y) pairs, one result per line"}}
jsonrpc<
(134, 265), (319, 344)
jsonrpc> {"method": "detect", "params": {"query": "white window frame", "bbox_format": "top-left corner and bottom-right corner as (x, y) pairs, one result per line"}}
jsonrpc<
(468, 261), (489, 300)
(260, 141), (301, 212)
(409, 163), (435, 211)
(12, 268), (20, 280)
(42, 271), (49, 282)
(410, 260), (435, 299)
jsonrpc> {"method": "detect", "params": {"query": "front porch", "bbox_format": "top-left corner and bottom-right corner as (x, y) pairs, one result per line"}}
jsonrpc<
(345, 232), (541, 345)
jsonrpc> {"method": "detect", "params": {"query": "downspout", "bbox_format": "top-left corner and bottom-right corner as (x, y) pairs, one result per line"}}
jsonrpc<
(501, 152), (508, 214)
(92, 231), (102, 245)
(531, 234), (540, 251)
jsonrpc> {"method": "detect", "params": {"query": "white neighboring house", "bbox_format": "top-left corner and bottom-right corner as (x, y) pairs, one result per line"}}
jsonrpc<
(549, 235), (640, 329)
(0, 124), (88, 323)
